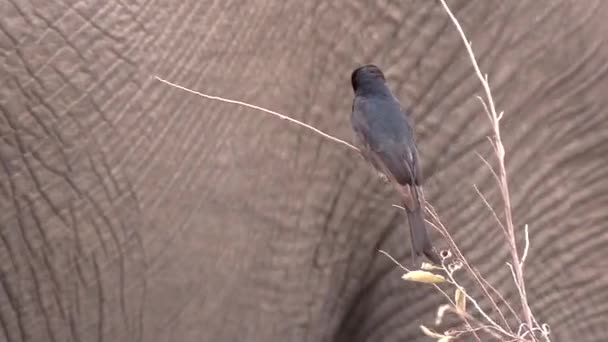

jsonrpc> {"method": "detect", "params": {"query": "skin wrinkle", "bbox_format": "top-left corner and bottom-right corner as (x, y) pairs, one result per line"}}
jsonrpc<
(153, 0), (224, 85)
(417, 6), (541, 173)
(284, 168), (347, 340)
(311, 173), (347, 270)
(91, 254), (104, 342)
(0, 19), (20, 50)
(37, 224), (68, 324)
(14, 157), (137, 284)
(3, 106), (73, 241)
(31, 10), (90, 81)
(510, 126), (590, 214)
(284, 170), (337, 333)
(333, 211), (401, 341)
(385, 0), (438, 75)
(293, 7), (351, 191)
(0, 261), (23, 341)
(22, 193), (54, 258)
(28, 261), (59, 342)
(85, 178), (131, 337)
(62, 48), (136, 134)
(410, 74), (497, 182)
(503, 41), (607, 299)
(11, 51), (126, 176)
(128, 87), (195, 201)
(2, 110), (77, 219)
(141, 190), (286, 271)
(446, 8), (592, 198)
(144, 95), (213, 212)
(87, 153), (121, 230)
(0, 284), (13, 342)
(0, 228), (20, 276)
(302, 1), (337, 157)
(136, 114), (222, 259)
(313, 172), (364, 326)
(94, 192), (129, 336)
(406, 2), (478, 111)
(324, 174), (377, 322)
(3, 4), (145, 332)
(2, 153), (68, 230)
(414, 19), (493, 122)
(82, 195), (132, 338)
(68, 290), (82, 342)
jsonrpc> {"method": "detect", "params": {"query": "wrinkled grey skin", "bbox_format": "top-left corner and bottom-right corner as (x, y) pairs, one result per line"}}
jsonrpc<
(1, 1), (607, 341)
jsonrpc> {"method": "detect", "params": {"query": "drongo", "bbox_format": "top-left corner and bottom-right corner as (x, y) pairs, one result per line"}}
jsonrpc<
(350, 64), (441, 265)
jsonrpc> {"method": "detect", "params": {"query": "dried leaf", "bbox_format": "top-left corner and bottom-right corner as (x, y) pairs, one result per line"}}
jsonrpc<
(403, 270), (447, 283)
(438, 337), (454, 342)
(421, 262), (443, 271)
(455, 287), (467, 312)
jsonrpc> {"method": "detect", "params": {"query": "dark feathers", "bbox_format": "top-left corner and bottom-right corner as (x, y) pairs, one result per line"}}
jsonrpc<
(350, 64), (440, 265)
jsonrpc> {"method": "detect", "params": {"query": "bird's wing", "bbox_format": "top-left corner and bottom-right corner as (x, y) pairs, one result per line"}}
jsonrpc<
(351, 98), (372, 154)
(377, 142), (423, 186)
(352, 96), (423, 185)
(351, 98), (386, 174)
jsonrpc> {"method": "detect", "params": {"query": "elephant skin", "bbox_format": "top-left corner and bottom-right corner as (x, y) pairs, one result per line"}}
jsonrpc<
(1, 0), (607, 341)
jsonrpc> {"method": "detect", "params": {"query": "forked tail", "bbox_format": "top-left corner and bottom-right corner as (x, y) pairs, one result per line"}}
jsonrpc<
(406, 188), (441, 265)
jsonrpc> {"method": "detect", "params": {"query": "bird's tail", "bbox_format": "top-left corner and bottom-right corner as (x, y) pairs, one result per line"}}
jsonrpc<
(405, 189), (441, 265)
(405, 206), (440, 264)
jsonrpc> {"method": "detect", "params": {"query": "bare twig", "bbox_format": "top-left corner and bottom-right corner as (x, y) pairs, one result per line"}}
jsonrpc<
(378, 249), (412, 273)
(475, 151), (501, 186)
(520, 224), (530, 268)
(472, 183), (508, 238)
(438, 0), (540, 339)
(425, 204), (515, 332)
(476, 268), (522, 325)
(155, 76), (360, 151)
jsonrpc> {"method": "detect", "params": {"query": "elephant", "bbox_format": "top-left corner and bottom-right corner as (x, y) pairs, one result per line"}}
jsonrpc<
(1, 0), (607, 341)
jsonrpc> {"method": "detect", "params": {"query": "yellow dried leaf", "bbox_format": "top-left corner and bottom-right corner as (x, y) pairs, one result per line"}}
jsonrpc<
(438, 337), (454, 342)
(455, 287), (467, 312)
(419, 325), (446, 339)
(421, 262), (443, 271)
(403, 270), (447, 283)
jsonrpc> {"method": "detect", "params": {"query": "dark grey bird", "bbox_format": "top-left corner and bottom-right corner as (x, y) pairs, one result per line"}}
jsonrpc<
(350, 64), (441, 265)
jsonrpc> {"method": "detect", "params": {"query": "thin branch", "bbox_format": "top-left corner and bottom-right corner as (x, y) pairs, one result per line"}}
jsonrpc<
(475, 152), (502, 190)
(155, 76), (360, 151)
(476, 95), (494, 123)
(472, 184), (509, 241)
(424, 205), (513, 334)
(378, 249), (411, 273)
(476, 268), (522, 326)
(520, 224), (530, 268)
(438, 0), (537, 338)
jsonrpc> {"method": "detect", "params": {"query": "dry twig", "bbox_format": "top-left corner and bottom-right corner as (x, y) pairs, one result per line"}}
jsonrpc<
(436, 0), (547, 340)
(155, 76), (359, 151)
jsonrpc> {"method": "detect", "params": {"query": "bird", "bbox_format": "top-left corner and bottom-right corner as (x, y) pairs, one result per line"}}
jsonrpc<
(350, 64), (441, 265)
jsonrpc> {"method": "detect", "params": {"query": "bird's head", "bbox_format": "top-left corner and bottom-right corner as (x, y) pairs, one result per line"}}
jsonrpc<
(351, 64), (387, 93)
